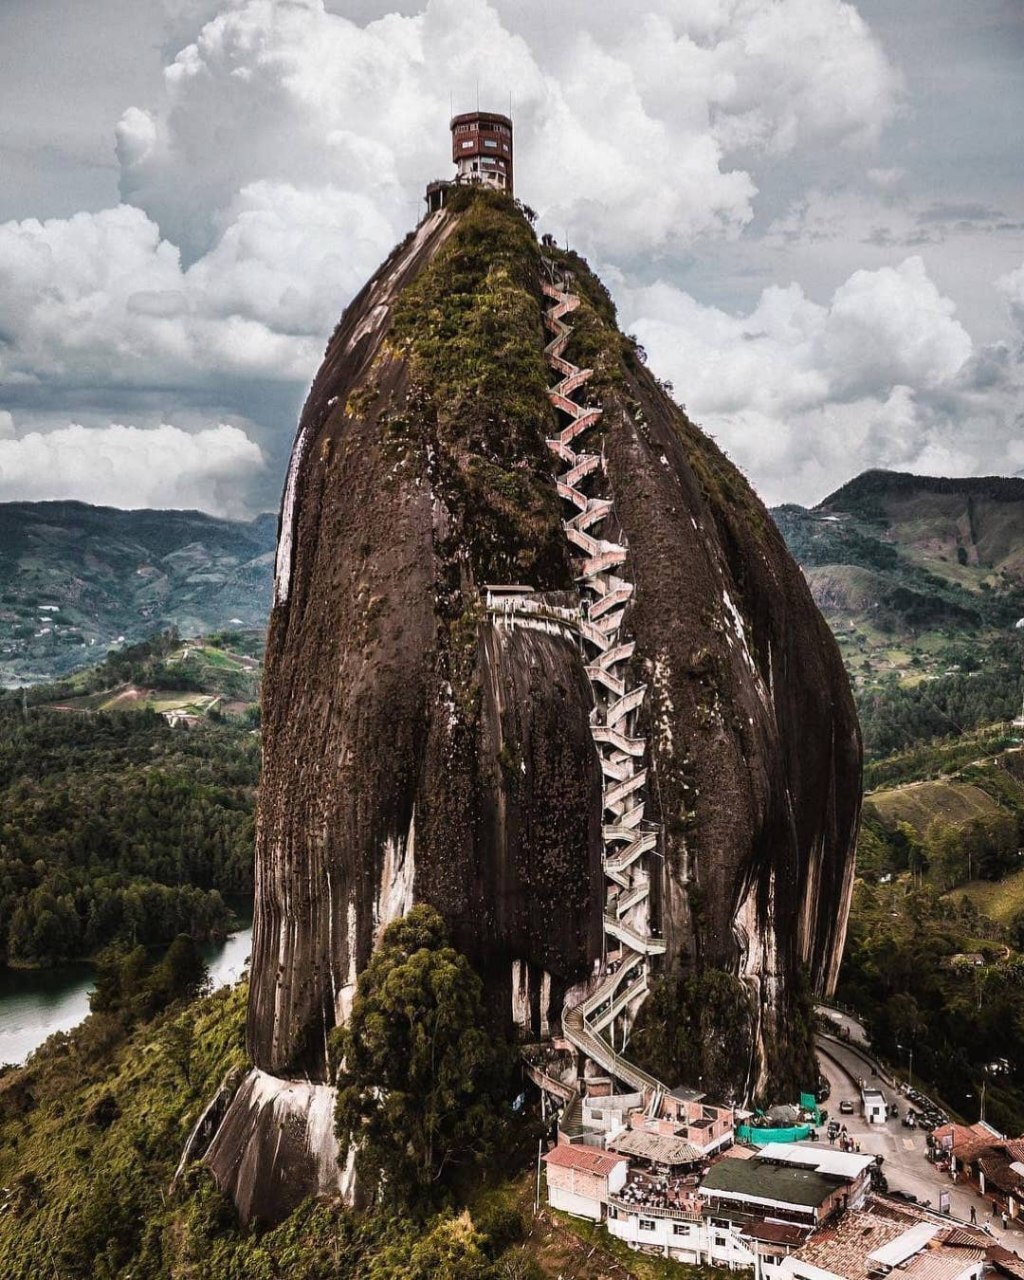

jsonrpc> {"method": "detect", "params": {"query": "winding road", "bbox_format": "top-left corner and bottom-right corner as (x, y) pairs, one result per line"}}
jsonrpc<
(816, 1030), (1023, 1245)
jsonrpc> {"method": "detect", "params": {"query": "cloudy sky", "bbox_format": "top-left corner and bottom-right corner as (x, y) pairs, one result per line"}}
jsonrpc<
(1, 0), (1022, 517)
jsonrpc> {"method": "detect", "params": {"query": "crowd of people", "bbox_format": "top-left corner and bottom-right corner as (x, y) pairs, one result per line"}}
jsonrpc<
(614, 1171), (703, 1215)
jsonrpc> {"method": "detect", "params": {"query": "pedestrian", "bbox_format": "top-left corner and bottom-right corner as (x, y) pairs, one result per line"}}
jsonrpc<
(1003, 1210), (1009, 1230)
(970, 1206), (977, 1226)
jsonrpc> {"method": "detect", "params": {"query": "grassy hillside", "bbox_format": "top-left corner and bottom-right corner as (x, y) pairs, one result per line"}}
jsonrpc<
(947, 868), (1024, 928)
(41, 630), (264, 715)
(857, 739), (1024, 887)
(0, 978), (717, 1279)
(869, 780), (1003, 831)
(0, 501), (275, 684)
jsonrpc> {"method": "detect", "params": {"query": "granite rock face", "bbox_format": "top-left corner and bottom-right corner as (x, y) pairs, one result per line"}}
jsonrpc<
(208, 193), (860, 1220)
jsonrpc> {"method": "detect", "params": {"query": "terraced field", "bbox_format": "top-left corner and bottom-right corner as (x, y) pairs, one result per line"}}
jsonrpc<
(867, 779), (1003, 832)
(947, 868), (1024, 926)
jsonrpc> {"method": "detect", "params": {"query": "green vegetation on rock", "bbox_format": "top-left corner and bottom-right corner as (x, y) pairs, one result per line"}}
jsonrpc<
(392, 189), (568, 587)
(629, 967), (755, 1097)
(332, 905), (527, 1215)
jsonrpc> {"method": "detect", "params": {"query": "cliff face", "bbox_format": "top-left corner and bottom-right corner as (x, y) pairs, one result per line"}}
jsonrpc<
(603, 337), (859, 1092)
(209, 190), (860, 1219)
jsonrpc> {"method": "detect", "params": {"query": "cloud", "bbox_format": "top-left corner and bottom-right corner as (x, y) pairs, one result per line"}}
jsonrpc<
(0, 422), (265, 518)
(623, 255), (1022, 505)
(866, 167), (904, 188)
(998, 261), (1024, 331)
(0, 188), (393, 393)
(116, 0), (900, 261)
(817, 257), (971, 397)
(0, 0), (917, 516)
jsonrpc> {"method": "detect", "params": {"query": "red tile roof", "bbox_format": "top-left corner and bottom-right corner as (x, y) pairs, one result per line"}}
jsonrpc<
(740, 1219), (809, 1247)
(543, 1144), (627, 1177)
(902, 1249), (986, 1280)
(791, 1201), (990, 1280)
(988, 1243), (1024, 1279)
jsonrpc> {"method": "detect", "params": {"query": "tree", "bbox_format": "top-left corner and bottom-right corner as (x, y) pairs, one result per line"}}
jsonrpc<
(924, 819), (968, 890)
(164, 1016), (196, 1086)
(333, 906), (518, 1213)
(629, 966), (756, 1097)
(152, 933), (210, 1006)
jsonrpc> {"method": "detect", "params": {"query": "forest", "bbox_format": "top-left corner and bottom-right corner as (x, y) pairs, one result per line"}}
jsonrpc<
(856, 635), (1024, 758)
(0, 690), (257, 966)
(838, 880), (1024, 1135)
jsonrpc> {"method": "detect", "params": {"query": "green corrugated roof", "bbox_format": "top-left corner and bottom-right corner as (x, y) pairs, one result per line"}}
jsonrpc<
(700, 1158), (837, 1209)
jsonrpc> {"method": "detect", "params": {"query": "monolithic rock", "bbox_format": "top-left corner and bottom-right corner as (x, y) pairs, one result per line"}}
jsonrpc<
(208, 188), (860, 1220)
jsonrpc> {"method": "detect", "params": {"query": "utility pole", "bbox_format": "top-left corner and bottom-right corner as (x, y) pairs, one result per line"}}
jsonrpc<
(897, 1042), (913, 1091)
(534, 1136), (543, 1214)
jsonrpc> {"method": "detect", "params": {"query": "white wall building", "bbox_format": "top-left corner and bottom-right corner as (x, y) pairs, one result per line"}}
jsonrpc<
(542, 1144), (628, 1222)
(861, 1088), (887, 1124)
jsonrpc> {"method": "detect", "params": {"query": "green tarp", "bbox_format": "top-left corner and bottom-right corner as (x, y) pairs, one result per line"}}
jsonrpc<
(799, 1091), (821, 1124)
(736, 1123), (814, 1146)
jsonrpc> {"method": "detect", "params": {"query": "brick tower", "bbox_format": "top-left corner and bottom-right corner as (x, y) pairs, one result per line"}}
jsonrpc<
(450, 111), (514, 194)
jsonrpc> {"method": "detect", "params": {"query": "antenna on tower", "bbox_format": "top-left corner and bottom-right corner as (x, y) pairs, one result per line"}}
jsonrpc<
(476, 77), (480, 111)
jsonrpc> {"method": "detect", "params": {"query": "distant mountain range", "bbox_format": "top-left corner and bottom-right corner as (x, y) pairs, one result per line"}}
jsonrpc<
(0, 501), (277, 683)
(773, 470), (1024, 675)
(2, 471), (1023, 685)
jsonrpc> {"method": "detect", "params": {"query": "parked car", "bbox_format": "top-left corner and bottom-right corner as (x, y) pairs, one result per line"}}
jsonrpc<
(888, 1190), (921, 1205)
(827, 1121), (841, 1140)
(839, 1099), (855, 1115)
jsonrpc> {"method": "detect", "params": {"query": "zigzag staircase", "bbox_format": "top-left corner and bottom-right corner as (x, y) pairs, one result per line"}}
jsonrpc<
(541, 263), (669, 1120)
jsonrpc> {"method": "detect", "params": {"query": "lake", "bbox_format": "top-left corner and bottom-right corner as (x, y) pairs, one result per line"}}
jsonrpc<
(0, 924), (254, 1066)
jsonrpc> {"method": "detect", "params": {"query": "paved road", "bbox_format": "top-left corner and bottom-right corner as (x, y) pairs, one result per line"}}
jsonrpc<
(816, 1038), (1024, 1247)
(817, 1004), (871, 1050)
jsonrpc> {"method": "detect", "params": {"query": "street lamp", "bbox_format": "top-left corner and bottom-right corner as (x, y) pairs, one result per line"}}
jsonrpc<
(897, 1042), (913, 1091)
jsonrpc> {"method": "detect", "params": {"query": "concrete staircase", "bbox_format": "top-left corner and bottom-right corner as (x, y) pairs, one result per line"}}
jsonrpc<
(540, 265), (669, 1112)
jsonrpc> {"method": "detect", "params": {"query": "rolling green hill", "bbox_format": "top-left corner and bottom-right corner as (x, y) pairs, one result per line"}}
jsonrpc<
(774, 470), (1024, 644)
(773, 471), (1024, 756)
(4, 474), (1022, 757)
(0, 501), (276, 684)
